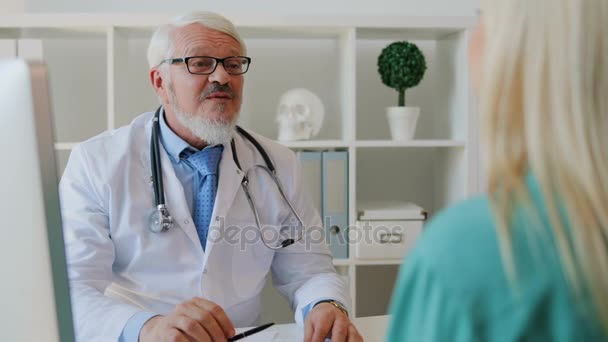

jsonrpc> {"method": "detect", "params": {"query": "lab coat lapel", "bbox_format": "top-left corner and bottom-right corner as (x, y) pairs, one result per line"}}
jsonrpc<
(140, 117), (203, 251)
(203, 133), (249, 262)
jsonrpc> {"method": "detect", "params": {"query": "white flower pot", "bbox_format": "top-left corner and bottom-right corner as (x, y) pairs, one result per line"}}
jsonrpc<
(386, 106), (420, 141)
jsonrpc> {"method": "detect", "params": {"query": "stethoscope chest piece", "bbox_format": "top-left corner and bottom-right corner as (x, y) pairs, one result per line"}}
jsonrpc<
(149, 204), (174, 233)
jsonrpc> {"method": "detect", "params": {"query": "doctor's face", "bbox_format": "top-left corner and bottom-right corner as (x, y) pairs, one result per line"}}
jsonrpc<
(162, 24), (244, 126)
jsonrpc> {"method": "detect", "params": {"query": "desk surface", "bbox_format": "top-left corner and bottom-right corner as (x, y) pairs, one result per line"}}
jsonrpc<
(238, 315), (390, 341)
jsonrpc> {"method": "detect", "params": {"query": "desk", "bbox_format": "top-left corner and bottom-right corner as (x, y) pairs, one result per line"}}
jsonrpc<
(237, 315), (390, 341)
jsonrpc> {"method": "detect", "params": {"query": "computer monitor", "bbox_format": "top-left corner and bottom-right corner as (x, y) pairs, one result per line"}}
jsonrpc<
(0, 60), (75, 341)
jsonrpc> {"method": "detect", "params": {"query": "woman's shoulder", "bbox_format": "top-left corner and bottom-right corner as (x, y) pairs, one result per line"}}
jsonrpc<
(421, 194), (497, 251)
(398, 193), (605, 341)
(409, 194), (508, 294)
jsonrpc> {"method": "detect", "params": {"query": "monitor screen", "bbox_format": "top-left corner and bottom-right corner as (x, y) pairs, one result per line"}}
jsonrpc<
(0, 59), (75, 341)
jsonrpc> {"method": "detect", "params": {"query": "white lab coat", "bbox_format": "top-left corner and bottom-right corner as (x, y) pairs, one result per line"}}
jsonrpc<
(59, 112), (350, 342)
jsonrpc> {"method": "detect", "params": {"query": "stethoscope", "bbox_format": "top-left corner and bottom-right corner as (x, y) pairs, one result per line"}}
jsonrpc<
(148, 106), (305, 249)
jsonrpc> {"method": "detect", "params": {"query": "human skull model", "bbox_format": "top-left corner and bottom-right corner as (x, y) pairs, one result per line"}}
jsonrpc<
(276, 88), (325, 141)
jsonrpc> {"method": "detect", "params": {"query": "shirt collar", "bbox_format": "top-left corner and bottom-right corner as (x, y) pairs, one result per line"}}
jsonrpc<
(159, 107), (228, 161)
(158, 107), (195, 163)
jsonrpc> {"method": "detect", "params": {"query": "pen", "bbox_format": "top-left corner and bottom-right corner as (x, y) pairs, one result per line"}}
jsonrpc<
(228, 322), (275, 341)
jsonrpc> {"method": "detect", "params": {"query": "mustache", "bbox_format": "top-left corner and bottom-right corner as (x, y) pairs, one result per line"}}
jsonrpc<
(199, 83), (237, 101)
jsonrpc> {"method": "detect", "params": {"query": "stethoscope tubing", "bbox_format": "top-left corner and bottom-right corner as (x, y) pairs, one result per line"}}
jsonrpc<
(149, 106), (304, 248)
(151, 114), (164, 206)
(239, 165), (306, 249)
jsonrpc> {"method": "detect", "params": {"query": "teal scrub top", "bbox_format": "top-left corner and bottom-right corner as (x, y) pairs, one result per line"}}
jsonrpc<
(386, 175), (605, 341)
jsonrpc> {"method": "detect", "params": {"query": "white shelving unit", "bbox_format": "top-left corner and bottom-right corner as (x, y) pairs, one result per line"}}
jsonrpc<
(0, 13), (478, 322)
(355, 139), (466, 147)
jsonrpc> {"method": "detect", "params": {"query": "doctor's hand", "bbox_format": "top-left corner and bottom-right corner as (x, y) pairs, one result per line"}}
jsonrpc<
(139, 297), (235, 342)
(304, 302), (363, 342)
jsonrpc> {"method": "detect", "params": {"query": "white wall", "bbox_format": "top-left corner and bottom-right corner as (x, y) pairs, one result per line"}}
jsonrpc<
(1, 0), (24, 13)
(24, 0), (479, 16)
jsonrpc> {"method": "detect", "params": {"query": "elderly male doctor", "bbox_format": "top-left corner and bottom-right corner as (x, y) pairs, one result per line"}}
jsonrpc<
(60, 11), (362, 342)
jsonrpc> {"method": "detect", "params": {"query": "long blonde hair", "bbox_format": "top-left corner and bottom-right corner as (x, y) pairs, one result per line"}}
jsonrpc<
(479, 0), (608, 331)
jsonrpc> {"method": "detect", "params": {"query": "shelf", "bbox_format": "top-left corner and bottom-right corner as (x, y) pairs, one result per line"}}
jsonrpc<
(239, 38), (345, 140)
(355, 140), (465, 148)
(353, 259), (402, 265)
(355, 30), (471, 142)
(333, 259), (351, 266)
(56, 140), (351, 150)
(0, 14), (474, 31)
(270, 138), (468, 149)
(278, 140), (350, 149)
(2, 31), (109, 141)
(55, 142), (78, 150)
(239, 27), (347, 39)
(357, 26), (472, 41)
(356, 148), (468, 215)
(332, 258), (404, 266)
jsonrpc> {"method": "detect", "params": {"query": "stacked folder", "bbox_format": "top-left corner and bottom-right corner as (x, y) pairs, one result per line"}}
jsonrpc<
(297, 151), (349, 259)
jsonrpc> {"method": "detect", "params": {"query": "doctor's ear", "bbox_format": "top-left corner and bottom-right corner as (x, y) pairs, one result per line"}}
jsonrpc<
(150, 67), (170, 103)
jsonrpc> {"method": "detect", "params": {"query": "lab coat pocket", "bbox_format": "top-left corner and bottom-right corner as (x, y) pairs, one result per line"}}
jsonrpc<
(230, 220), (275, 264)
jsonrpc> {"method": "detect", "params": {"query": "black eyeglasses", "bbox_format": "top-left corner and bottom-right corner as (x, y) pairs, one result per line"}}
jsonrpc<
(161, 56), (251, 75)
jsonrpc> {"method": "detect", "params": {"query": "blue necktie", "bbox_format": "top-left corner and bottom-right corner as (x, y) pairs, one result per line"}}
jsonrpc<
(186, 146), (223, 251)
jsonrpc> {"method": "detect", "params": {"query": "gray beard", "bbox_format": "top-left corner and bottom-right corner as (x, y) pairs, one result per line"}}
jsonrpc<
(170, 94), (237, 146)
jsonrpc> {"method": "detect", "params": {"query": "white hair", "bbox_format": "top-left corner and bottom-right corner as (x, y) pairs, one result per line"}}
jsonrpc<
(147, 11), (247, 70)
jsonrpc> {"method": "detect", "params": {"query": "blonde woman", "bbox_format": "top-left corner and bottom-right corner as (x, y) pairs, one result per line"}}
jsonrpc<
(386, 0), (607, 340)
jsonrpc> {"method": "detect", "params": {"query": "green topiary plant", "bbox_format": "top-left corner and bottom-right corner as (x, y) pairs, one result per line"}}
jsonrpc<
(377, 41), (427, 107)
